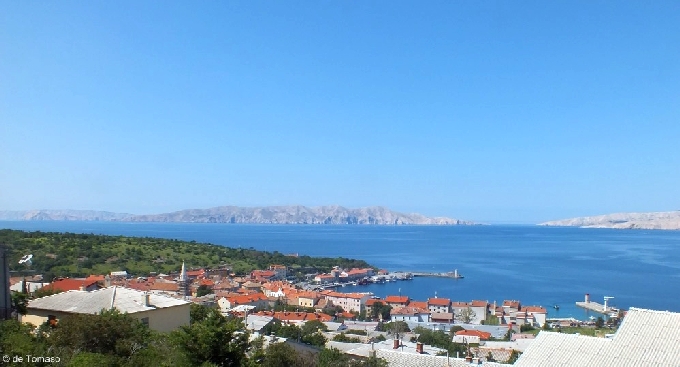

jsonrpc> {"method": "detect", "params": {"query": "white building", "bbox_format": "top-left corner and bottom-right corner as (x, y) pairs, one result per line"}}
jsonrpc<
(22, 286), (190, 332)
(515, 308), (680, 367)
(323, 292), (371, 313)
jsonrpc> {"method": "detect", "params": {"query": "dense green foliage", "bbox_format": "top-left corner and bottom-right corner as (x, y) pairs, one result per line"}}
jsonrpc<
(332, 333), (362, 343)
(0, 305), (387, 367)
(412, 326), (467, 356)
(260, 319), (328, 347)
(1, 229), (373, 278)
(369, 301), (392, 321)
(318, 348), (388, 367)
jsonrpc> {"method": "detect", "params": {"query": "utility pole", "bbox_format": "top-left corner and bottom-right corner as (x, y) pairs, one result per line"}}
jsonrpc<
(0, 247), (12, 320)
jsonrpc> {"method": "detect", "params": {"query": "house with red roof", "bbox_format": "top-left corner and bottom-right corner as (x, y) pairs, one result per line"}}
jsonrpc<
(323, 292), (371, 313)
(390, 306), (430, 323)
(427, 297), (451, 313)
(385, 295), (410, 308)
(255, 311), (333, 323)
(185, 269), (206, 279)
(42, 278), (99, 293)
(456, 329), (492, 340)
(218, 292), (269, 311)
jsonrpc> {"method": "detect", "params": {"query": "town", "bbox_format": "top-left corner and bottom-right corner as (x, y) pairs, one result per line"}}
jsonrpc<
(9, 261), (656, 366)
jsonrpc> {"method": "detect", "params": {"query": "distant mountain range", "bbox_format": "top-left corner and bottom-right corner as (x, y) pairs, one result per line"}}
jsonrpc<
(0, 206), (474, 225)
(539, 211), (680, 230)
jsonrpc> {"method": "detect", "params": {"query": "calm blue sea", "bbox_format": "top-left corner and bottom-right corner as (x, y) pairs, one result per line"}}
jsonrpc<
(3, 221), (680, 320)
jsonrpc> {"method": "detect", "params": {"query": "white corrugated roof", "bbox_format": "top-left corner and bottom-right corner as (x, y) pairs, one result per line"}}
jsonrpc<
(515, 307), (680, 367)
(375, 350), (508, 367)
(27, 286), (190, 315)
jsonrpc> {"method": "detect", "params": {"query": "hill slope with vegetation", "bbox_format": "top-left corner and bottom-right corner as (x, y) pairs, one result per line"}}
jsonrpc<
(0, 229), (373, 279)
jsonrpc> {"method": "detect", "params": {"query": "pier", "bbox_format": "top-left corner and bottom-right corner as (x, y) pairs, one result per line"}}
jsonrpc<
(412, 270), (463, 279)
(575, 294), (617, 316)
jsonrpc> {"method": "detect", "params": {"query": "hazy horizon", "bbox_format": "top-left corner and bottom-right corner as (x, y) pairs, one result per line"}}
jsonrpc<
(3, 2), (679, 223)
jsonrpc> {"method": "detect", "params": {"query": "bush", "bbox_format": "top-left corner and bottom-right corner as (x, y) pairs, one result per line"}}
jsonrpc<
(332, 333), (362, 343)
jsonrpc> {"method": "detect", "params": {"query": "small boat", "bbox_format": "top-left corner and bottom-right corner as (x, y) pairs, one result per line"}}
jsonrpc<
(554, 305), (560, 310)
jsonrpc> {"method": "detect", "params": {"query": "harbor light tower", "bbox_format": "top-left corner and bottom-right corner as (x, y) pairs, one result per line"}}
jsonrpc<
(604, 296), (614, 311)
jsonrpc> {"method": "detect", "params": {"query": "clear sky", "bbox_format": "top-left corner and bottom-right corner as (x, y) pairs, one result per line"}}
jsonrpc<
(2, 2), (679, 223)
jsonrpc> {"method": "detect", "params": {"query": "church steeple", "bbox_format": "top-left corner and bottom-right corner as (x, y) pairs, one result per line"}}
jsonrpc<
(178, 261), (189, 298)
(180, 261), (187, 282)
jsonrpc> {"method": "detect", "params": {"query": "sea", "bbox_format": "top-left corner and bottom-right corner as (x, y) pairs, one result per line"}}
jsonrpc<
(3, 221), (680, 321)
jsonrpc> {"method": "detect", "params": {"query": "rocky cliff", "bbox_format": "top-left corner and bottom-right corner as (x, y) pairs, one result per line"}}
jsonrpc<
(539, 211), (680, 230)
(126, 205), (473, 225)
(0, 210), (132, 221)
(0, 206), (474, 225)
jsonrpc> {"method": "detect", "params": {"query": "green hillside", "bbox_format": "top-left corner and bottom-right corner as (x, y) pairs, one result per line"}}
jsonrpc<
(0, 229), (373, 278)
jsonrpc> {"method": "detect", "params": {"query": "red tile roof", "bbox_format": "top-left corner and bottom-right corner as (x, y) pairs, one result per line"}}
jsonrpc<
(503, 300), (521, 308)
(391, 306), (429, 316)
(409, 301), (428, 310)
(366, 299), (384, 306)
(150, 282), (180, 292)
(255, 311), (332, 322)
(428, 298), (451, 306)
(43, 279), (98, 292)
(456, 329), (492, 340)
(522, 306), (547, 314)
(227, 293), (269, 305)
(385, 295), (409, 304)
(471, 300), (488, 307)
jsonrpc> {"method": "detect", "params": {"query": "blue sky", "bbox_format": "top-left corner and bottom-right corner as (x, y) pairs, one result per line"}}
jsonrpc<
(2, 2), (679, 223)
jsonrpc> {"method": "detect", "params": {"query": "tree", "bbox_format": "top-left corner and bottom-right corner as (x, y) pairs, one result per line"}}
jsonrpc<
(261, 342), (316, 367)
(301, 319), (328, 335)
(196, 284), (213, 297)
(506, 350), (521, 364)
(318, 347), (350, 367)
(49, 309), (151, 360)
(595, 316), (605, 329)
(171, 309), (250, 367)
(384, 321), (410, 340)
(456, 307), (476, 324)
(190, 303), (212, 324)
(11, 291), (29, 317)
(370, 302), (392, 321)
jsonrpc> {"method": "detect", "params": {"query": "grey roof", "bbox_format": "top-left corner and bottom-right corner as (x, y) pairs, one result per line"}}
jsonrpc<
(245, 315), (274, 332)
(27, 286), (190, 315)
(515, 308), (680, 367)
(375, 350), (508, 367)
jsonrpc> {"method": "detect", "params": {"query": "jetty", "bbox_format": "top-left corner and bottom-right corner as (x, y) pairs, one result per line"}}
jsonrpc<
(575, 294), (618, 316)
(412, 269), (464, 279)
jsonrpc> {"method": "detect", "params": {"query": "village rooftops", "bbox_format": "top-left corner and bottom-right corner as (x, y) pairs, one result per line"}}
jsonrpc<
(385, 295), (409, 304)
(409, 301), (428, 310)
(456, 329), (492, 340)
(521, 306), (547, 313)
(42, 278), (99, 292)
(427, 297), (451, 306)
(27, 286), (190, 314)
(324, 292), (370, 299)
(391, 306), (430, 316)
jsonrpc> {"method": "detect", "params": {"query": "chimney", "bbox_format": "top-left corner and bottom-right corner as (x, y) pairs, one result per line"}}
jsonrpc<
(142, 292), (150, 306)
(416, 342), (423, 354)
(393, 339), (400, 349)
(104, 275), (111, 287)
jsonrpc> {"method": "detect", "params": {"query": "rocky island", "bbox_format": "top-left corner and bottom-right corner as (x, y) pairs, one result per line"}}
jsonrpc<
(539, 211), (680, 230)
(0, 205), (474, 225)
